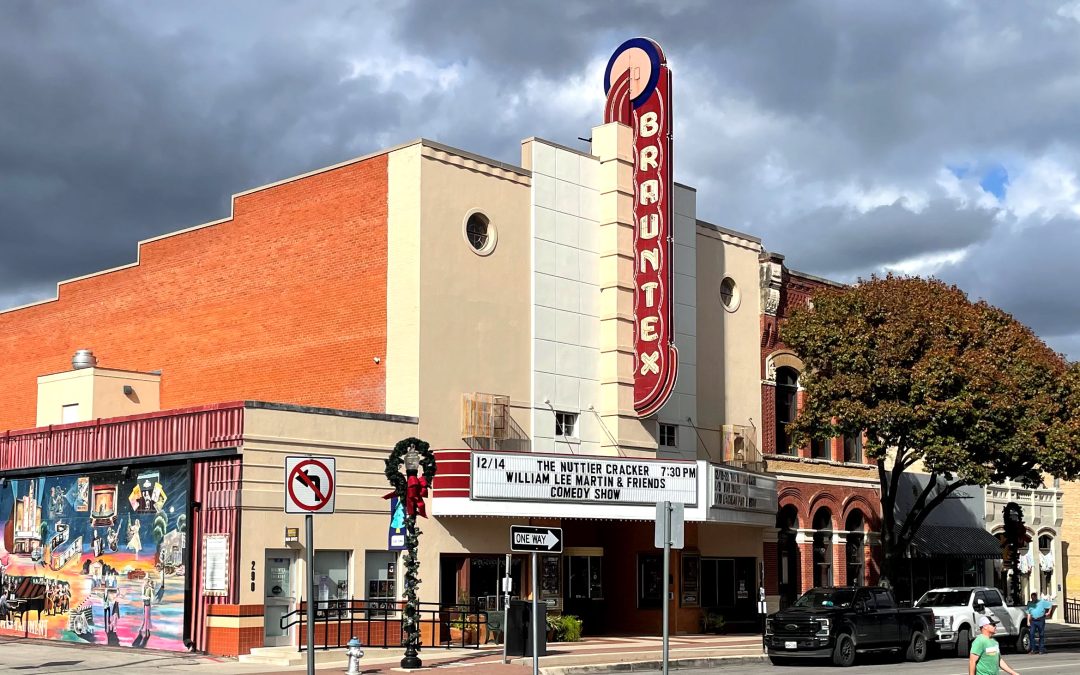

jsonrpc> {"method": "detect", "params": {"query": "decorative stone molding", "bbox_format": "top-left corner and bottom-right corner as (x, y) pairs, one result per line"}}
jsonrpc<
(759, 252), (784, 316)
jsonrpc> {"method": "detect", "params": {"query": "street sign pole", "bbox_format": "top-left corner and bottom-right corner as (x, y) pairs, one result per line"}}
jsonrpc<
(503, 553), (511, 664)
(662, 501), (670, 675)
(306, 513), (315, 675)
(532, 551), (540, 675)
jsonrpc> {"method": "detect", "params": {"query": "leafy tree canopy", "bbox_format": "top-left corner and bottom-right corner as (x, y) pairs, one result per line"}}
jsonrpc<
(783, 275), (1080, 581)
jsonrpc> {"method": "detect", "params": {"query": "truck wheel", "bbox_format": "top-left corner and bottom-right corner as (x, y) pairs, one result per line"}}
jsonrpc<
(832, 634), (856, 667)
(955, 628), (971, 658)
(906, 631), (929, 663)
(1015, 624), (1030, 653)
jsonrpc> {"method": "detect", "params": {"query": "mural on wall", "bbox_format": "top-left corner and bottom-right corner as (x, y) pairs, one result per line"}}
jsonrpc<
(0, 465), (189, 651)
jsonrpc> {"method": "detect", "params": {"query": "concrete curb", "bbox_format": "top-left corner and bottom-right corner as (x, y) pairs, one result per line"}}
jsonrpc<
(540, 655), (769, 675)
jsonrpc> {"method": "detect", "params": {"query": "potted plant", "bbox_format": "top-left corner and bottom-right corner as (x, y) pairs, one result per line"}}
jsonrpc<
(449, 614), (478, 644)
(701, 608), (725, 634)
(545, 614), (584, 642)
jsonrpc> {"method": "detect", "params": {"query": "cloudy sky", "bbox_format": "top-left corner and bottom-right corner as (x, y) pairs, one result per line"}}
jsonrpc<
(3, 1), (1080, 359)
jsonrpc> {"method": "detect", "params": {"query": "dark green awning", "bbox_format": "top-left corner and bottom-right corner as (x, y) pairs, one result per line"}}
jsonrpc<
(909, 525), (1003, 560)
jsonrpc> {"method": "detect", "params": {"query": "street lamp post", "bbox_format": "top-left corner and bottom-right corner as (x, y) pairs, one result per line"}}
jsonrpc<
(384, 438), (437, 670)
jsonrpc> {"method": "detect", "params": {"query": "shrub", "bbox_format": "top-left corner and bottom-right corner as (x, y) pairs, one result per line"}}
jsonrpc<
(546, 614), (584, 642)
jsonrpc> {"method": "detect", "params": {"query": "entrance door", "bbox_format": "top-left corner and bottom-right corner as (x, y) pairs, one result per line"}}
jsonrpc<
(264, 551), (297, 647)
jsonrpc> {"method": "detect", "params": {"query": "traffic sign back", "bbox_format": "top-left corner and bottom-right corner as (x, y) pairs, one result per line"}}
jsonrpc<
(285, 456), (336, 514)
(510, 525), (563, 553)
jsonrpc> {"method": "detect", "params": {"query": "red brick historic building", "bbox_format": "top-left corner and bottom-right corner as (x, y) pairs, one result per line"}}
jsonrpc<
(758, 252), (882, 609)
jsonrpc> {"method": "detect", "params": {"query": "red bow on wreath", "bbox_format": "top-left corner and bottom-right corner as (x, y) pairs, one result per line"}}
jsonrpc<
(384, 474), (429, 518)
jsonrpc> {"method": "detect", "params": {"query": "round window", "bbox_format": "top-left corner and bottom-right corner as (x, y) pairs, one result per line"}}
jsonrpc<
(720, 277), (740, 311)
(463, 211), (497, 255)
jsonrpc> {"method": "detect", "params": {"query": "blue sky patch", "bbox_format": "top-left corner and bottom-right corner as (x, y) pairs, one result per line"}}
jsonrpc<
(979, 164), (1009, 199)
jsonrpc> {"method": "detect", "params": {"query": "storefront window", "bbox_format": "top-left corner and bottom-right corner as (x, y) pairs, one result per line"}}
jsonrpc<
(314, 550), (349, 603)
(365, 550), (397, 617)
(638, 554), (663, 608)
(845, 511), (865, 587)
(566, 556), (603, 600)
(813, 508), (833, 587)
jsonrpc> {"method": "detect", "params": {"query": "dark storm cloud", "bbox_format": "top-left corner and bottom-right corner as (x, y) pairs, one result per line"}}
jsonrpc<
(776, 200), (1000, 276)
(0, 2), (404, 295)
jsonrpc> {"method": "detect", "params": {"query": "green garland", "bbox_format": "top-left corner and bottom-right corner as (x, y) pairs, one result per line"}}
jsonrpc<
(384, 437), (437, 652)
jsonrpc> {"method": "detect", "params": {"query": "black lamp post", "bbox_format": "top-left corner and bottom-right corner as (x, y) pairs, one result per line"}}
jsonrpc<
(384, 438), (437, 670)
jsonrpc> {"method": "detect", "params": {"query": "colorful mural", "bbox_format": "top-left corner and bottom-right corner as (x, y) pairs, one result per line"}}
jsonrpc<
(0, 465), (189, 651)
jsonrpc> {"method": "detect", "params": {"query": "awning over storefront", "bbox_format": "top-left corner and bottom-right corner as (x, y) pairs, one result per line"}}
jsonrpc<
(910, 525), (1003, 560)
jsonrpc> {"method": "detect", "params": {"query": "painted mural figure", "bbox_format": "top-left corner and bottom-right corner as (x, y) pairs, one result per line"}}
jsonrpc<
(104, 587), (120, 646)
(132, 578), (154, 648)
(126, 518), (142, 559)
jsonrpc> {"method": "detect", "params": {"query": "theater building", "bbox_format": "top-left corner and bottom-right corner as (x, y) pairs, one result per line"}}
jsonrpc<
(0, 39), (784, 655)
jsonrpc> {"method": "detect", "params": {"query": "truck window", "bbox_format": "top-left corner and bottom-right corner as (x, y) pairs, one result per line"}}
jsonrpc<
(854, 588), (875, 610)
(984, 590), (1003, 607)
(873, 589), (895, 609)
(975, 591), (991, 607)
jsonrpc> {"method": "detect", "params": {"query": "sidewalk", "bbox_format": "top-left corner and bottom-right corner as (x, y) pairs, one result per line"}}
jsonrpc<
(256, 634), (768, 675)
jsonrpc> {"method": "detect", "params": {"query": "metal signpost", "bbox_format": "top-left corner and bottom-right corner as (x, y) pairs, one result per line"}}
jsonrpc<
(510, 526), (564, 675)
(502, 553), (512, 664)
(285, 456), (337, 675)
(655, 502), (684, 675)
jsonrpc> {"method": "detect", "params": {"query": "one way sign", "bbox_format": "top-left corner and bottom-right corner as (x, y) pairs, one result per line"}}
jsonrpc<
(510, 525), (563, 553)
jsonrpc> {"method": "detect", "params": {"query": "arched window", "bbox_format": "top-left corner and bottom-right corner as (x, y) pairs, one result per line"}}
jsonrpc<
(776, 505), (800, 608)
(845, 511), (866, 587)
(775, 367), (799, 455)
(812, 507), (833, 587)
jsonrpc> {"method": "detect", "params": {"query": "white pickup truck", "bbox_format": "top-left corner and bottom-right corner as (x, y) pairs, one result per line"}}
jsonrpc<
(915, 587), (1030, 656)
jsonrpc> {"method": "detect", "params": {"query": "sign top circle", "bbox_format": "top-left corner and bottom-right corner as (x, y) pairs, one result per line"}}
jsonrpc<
(287, 458), (335, 511)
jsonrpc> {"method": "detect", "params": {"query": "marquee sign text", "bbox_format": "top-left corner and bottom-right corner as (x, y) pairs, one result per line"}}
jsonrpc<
(471, 451), (698, 506)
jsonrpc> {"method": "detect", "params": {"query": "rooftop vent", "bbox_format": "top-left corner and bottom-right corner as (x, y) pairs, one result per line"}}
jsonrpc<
(72, 349), (98, 370)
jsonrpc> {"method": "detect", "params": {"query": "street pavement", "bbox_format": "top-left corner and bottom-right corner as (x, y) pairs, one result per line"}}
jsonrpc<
(636, 649), (1080, 674)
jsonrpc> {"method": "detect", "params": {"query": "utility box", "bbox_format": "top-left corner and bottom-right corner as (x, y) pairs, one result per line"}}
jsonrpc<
(505, 600), (547, 657)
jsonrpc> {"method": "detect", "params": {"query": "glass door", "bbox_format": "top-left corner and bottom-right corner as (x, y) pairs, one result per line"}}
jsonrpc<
(264, 550), (297, 647)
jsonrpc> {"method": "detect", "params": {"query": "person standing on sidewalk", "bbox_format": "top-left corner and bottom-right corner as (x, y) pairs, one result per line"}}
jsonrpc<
(970, 616), (1020, 675)
(1025, 592), (1052, 654)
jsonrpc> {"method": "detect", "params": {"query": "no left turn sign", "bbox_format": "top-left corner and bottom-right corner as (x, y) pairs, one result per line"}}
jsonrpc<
(285, 456), (336, 514)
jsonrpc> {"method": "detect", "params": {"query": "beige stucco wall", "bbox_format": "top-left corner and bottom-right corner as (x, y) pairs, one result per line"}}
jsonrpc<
(386, 145), (422, 418)
(694, 226), (764, 459)
(36, 368), (160, 426)
(238, 406), (418, 606)
(1062, 480), (1080, 600)
(414, 144), (532, 450)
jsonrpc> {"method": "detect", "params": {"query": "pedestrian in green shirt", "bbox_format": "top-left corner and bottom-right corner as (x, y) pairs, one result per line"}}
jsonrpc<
(970, 615), (1020, 675)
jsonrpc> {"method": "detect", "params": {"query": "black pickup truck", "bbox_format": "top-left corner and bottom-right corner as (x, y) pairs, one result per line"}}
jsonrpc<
(765, 587), (935, 667)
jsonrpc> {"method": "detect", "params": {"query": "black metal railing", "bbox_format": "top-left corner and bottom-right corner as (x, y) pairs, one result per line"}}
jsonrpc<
(280, 599), (490, 651)
(1065, 599), (1080, 624)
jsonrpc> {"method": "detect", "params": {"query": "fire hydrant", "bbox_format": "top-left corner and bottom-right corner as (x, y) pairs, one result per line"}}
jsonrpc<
(345, 636), (365, 675)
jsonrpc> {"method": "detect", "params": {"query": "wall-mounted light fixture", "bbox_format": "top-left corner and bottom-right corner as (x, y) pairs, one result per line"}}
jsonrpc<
(123, 385), (135, 395)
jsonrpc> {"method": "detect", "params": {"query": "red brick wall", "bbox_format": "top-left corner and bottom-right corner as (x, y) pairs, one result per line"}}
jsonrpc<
(206, 604), (265, 657)
(771, 479), (882, 595)
(0, 156), (389, 430)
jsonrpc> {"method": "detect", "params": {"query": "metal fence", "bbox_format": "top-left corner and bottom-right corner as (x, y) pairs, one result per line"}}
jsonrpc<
(1065, 599), (1080, 624)
(280, 600), (490, 651)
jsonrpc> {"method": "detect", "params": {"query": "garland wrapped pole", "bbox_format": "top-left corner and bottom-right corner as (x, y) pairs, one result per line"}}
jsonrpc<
(384, 438), (437, 669)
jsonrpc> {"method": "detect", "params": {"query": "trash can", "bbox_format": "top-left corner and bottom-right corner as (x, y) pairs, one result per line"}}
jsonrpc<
(505, 600), (547, 657)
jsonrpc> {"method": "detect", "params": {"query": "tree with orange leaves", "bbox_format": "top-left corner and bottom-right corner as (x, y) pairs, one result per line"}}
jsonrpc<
(784, 275), (1080, 588)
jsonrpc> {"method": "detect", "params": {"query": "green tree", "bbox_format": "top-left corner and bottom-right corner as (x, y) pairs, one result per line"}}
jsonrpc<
(152, 512), (168, 566)
(783, 275), (1080, 586)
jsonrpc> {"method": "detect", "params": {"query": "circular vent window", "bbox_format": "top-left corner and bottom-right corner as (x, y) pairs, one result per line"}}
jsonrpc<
(463, 211), (497, 255)
(720, 277), (740, 311)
